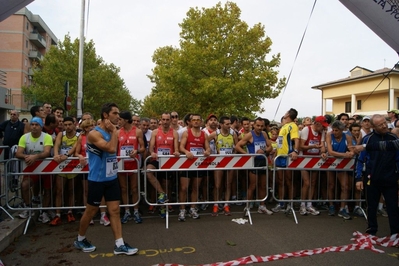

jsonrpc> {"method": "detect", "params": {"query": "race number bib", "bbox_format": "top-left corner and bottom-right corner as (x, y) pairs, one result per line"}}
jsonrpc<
(106, 157), (118, 178)
(219, 147), (233, 155)
(277, 136), (283, 149)
(190, 147), (204, 155)
(157, 148), (170, 155)
(254, 141), (266, 152)
(120, 145), (134, 160)
(60, 147), (72, 155)
(307, 140), (320, 154)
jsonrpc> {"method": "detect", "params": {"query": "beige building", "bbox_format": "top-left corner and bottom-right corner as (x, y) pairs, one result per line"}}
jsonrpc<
(312, 66), (399, 116)
(0, 7), (57, 115)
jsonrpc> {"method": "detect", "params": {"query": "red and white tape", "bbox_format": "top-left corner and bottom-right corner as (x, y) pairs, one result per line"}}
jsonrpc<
(154, 232), (399, 266)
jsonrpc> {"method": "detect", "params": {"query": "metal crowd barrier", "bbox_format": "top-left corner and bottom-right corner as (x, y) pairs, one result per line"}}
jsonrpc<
(0, 146), (14, 220)
(143, 154), (270, 228)
(272, 154), (366, 224)
(5, 156), (137, 234)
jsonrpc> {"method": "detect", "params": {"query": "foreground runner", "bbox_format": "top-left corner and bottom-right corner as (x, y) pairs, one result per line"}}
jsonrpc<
(74, 103), (138, 255)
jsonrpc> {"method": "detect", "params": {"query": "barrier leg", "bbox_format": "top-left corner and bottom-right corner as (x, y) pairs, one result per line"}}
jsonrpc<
(23, 212), (34, 235)
(287, 202), (298, 224)
(0, 206), (14, 220)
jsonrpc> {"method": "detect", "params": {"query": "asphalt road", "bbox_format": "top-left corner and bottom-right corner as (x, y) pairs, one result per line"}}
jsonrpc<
(1, 203), (399, 266)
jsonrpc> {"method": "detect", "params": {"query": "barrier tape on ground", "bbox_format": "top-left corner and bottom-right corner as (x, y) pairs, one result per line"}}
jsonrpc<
(287, 157), (354, 170)
(153, 232), (399, 266)
(159, 156), (254, 170)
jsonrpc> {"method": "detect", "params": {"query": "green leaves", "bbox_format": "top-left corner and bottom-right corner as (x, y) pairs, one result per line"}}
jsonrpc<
(143, 1), (285, 118)
(23, 34), (139, 118)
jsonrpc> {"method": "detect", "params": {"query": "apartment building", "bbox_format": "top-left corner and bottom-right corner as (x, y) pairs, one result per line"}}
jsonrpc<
(0, 7), (57, 116)
(312, 65), (399, 116)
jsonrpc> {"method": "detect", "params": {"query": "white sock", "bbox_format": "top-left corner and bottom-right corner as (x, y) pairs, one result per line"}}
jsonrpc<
(101, 212), (106, 217)
(115, 238), (124, 247)
(78, 235), (85, 241)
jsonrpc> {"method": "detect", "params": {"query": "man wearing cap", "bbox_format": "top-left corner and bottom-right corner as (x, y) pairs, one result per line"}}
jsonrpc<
(15, 117), (53, 219)
(360, 116), (373, 137)
(387, 109), (399, 128)
(298, 116), (328, 216)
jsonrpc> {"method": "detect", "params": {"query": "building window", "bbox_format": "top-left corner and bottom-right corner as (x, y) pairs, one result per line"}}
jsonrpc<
(25, 40), (28, 48)
(345, 101), (351, 113)
(357, 100), (361, 110)
(25, 58), (27, 66)
(24, 76), (27, 83)
(26, 22), (29, 30)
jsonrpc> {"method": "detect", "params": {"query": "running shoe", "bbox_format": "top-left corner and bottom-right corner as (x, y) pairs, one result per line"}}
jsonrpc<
(328, 205), (335, 216)
(148, 205), (155, 214)
(299, 205), (307, 216)
(121, 211), (132, 224)
(114, 242), (138, 255)
(74, 238), (96, 253)
(338, 208), (351, 220)
(178, 209), (186, 222)
(223, 205), (232, 216)
(67, 212), (75, 223)
(159, 207), (166, 219)
(39, 212), (50, 224)
(211, 205), (218, 217)
(100, 214), (111, 226)
(353, 206), (364, 217)
(377, 208), (388, 217)
(271, 204), (285, 213)
(49, 216), (62, 226)
(258, 205), (273, 215)
(306, 206), (320, 216)
(133, 211), (143, 223)
(285, 204), (292, 215)
(19, 209), (33, 219)
(189, 208), (200, 219)
(157, 192), (168, 204)
(200, 203), (209, 211)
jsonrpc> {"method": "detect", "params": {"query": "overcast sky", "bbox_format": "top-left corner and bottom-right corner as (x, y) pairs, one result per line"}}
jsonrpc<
(26, 0), (399, 120)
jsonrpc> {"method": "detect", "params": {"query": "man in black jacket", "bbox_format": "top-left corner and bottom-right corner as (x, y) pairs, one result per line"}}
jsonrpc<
(0, 110), (25, 160)
(355, 114), (399, 236)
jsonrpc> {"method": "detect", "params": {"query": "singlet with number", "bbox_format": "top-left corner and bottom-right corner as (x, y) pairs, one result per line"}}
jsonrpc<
(247, 131), (266, 159)
(216, 129), (234, 155)
(87, 126), (118, 182)
(277, 122), (299, 156)
(330, 133), (348, 153)
(302, 126), (322, 155)
(118, 126), (139, 170)
(186, 129), (206, 155)
(155, 127), (175, 156)
(59, 131), (79, 155)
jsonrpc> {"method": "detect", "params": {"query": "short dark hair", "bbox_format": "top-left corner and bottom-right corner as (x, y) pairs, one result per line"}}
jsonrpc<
(100, 103), (118, 120)
(30, 105), (41, 117)
(349, 122), (361, 132)
(337, 113), (349, 121)
(63, 116), (74, 123)
(44, 114), (57, 126)
(219, 116), (230, 124)
(287, 108), (298, 120)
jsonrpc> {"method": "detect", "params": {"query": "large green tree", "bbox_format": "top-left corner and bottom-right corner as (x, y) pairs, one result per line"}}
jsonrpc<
(24, 35), (141, 117)
(143, 1), (285, 118)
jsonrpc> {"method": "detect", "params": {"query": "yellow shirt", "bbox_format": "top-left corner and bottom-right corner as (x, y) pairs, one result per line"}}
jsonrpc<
(276, 122), (299, 156)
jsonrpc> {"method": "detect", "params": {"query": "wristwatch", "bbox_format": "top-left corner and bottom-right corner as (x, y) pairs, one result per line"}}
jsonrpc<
(362, 144), (366, 148)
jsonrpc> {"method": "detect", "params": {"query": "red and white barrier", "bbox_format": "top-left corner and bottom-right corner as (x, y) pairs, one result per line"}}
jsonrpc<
(21, 159), (88, 174)
(154, 232), (399, 266)
(159, 156), (254, 170)
(287, 157), (354, 170)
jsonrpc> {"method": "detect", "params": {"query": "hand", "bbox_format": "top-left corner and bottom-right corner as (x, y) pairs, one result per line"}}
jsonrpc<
(173, 151), (180, 157)
(151, 152), (158, 160)
(349, 145), (365, 154)
(204, 150), (210, 157)
(129, 150), (137, 158)
(24, 154), (37, 166)
(104, 119), (116, 132)
(78, 155), (87, 166)
(186, 152), (194, 159)
(289, 151), (298, 160)
(356, 181), (363, 191)
(321, 152), (328, 160)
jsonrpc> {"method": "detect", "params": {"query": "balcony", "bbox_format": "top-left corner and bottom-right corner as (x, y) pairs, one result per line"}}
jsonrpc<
(29, 32), (47, 49)
(28, 50), (43, 61)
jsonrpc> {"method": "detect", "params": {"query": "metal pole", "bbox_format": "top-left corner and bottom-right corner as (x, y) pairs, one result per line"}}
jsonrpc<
(77, 0), (85, 118)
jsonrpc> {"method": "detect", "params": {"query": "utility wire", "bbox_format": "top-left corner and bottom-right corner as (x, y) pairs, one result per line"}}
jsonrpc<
(273, 0), (317, 121)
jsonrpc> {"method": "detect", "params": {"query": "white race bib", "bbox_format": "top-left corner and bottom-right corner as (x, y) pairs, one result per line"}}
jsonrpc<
(157, 148), (170, 155)
(106, 157), (118, 178)
(190, 147), (204, 155)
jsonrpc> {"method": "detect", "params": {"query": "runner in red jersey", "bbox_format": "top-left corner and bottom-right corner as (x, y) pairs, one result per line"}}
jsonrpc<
(178, 114), (211, 221)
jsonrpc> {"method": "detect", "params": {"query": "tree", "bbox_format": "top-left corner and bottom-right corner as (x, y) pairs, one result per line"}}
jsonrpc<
(143, 1), (285, 118)
(23, 35), (141, 118)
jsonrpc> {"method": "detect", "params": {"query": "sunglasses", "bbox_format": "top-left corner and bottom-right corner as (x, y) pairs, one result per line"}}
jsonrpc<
(171, 115), (178, 119)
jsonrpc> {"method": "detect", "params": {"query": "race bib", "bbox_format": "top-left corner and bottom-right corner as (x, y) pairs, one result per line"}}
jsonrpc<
(120, 145), (134, 160)
(307, 140), (320, 154)
(157, 148), (170, 155)
(190, 147), (204, 155)
(254, 141), (266, 152)
(106, 157), (118, 178)
(60, 147), (72, 155)
(219, 147), (233, 155)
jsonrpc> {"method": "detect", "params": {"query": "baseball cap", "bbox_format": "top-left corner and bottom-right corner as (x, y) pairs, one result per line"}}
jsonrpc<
(30, 116), (43, 127)
(387, 109), (399, 115)
(314, 116), (329, 128)
(361, 116), (371, 122)
(206, 114), (217, 122)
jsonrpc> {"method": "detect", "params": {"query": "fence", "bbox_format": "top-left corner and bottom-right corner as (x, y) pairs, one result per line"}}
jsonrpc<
(272, 155), (366, 224)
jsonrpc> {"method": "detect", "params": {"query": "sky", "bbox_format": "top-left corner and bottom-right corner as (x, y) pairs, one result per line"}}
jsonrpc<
(25, 0), (399, 120)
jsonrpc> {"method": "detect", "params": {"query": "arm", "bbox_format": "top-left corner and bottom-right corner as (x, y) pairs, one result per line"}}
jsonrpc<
(149, 129), (158, 159)
(87, 127), (118, 154)
(53, 132), (64, 163)
(74, 135), (87, 166)
(263, 132), (273, 154)
(325, 133), (352, 158)
(179, 131), (193, 159)
(235, 133), (251, 154)
(172, 130), (180, 157)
